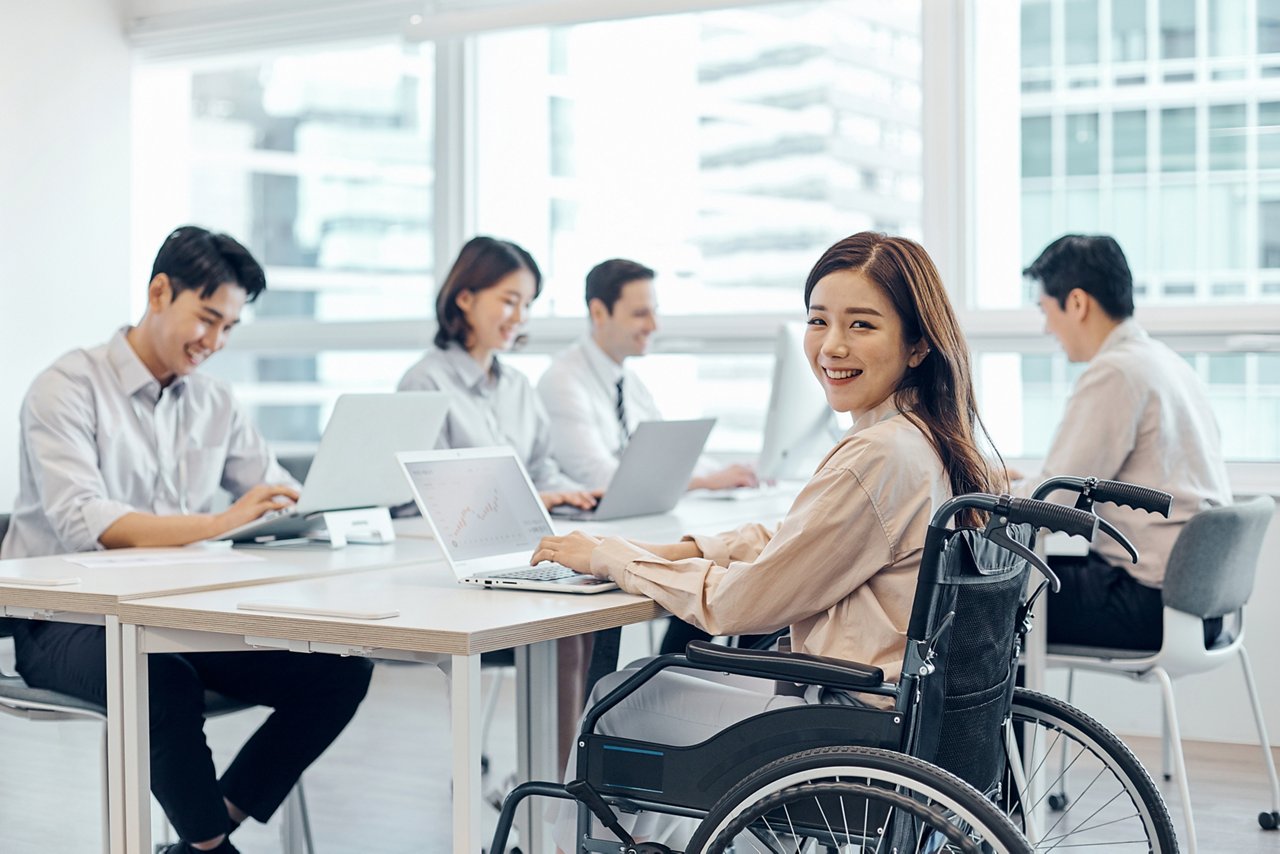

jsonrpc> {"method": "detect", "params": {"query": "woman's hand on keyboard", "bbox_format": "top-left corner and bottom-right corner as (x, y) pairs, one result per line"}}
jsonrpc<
(530, 531), (605, 577)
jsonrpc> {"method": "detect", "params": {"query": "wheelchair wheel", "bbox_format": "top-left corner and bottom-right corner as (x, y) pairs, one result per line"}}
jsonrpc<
(1004, 688), (1178, 852)
(686, 746), (1032, 854)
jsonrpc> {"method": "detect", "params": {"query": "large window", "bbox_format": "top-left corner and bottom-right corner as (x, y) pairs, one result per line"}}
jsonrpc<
(132, 1), (923, 456)
(129, 1), (1278, 468)
(473, 2), (923, 319)
(134, 41), (434, 445)
(1015, 2), (1280, 307)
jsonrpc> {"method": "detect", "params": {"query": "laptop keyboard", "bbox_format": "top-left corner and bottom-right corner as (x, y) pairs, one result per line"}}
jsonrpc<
(496, 563), (579, 581)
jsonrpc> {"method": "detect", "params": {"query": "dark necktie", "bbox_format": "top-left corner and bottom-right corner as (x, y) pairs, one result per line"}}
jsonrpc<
(615, 377), (630, 443)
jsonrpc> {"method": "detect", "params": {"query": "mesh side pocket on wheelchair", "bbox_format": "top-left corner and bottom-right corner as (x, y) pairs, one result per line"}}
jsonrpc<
(913, 526), (1033, 795)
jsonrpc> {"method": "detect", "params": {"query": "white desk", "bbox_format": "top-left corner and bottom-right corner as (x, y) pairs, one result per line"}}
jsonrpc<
(117, 563), (661, 854)
(0, 535), (442, 854)
(111, 490), (802, 854)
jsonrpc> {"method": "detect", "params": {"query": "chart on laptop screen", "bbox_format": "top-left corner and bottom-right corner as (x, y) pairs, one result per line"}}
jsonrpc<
(404, 457), (552, 561)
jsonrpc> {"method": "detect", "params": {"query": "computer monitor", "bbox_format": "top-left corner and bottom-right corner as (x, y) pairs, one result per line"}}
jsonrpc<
(757, 323), (843, 482)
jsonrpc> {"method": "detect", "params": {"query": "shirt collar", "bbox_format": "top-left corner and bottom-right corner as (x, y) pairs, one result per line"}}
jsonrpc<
(848, 394), (907, 435)
(441, 341), (500, 392)
(107, 327), (186, 402)
(1097, 318), (1145, 356)
(582, 336), (625, 385)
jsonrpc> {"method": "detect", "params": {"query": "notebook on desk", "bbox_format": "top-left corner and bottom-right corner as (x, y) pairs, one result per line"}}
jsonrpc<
(396, 447), (618, 594)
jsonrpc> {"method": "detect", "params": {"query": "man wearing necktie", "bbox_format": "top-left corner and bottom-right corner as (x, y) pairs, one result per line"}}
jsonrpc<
(537, 258), (756, 492)
(537, 259), (763, 675)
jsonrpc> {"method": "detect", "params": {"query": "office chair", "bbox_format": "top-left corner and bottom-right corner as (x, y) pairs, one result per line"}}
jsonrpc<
(0, 514), (314, 854)
(1045, 495), (1280, 854)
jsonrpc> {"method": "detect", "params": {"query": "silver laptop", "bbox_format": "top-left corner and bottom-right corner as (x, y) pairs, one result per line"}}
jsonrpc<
(550, 418), (715, 522)
(218, 392), (450, 543)
(397, 447), (617, 593)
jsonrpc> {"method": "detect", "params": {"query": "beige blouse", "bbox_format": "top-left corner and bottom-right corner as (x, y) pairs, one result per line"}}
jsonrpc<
(590, 397), (953, 693)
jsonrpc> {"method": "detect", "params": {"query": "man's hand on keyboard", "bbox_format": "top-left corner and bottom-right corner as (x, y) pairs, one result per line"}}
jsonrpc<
(530, 531), (605, 577)
(216, 484), (299, 534)
(689, 463), (758, 492)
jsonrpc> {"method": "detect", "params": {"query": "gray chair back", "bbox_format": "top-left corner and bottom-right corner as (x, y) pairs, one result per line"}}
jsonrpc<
(1162, 495), (1275, 618)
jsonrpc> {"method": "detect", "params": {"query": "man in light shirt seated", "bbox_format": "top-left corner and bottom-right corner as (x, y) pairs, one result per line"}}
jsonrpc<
(539, 259), (763, 660)
(0, 226), (373, 854)
(536, 258), (756, 492)
(1019, 234), (1232, 651)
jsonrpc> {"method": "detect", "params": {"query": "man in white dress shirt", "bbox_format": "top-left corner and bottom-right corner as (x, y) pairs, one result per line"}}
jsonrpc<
(1021, 234), (1232, 650)
(1, 226), (372, 854)
(539, 259), (762, 660)
(537, 258), (756, 492)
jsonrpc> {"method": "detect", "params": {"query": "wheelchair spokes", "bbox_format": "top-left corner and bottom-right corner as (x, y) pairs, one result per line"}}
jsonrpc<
(686, 748), (1031, 854)
(700, 781), (984, 853)
(1003, 689), (1179, 852)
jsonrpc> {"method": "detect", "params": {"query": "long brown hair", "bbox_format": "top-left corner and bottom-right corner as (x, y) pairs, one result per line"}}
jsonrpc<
(804, 232), (1001, 510)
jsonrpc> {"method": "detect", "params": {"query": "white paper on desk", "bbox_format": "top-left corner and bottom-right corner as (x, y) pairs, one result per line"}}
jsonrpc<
(63, 548), (266, 569)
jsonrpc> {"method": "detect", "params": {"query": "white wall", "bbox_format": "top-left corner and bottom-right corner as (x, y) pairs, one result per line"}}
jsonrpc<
(0, 0), (134, 505)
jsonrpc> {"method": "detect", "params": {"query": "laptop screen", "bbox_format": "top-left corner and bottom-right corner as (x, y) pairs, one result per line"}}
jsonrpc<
(402, 454), (553, 563)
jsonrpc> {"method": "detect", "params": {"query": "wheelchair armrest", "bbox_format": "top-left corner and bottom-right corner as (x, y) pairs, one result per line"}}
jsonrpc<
(685, 641), (885, 691)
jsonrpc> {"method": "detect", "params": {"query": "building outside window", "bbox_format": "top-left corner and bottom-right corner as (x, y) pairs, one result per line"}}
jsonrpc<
(985, 0), (1280, 462)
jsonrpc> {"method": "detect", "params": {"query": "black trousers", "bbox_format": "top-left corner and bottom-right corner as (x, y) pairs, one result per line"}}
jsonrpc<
(1046, 551), (1221, 650)
(13, 621), (373, 843)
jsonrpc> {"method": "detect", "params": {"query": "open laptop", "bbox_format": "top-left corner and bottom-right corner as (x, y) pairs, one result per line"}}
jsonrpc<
(550, 418), (716, 521)
(397, 447), (617, 593)
(218, 392), (450, 543)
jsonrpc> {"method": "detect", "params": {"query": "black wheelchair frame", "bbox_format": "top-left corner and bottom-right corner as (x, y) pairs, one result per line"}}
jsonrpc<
(490, 491), (1101, 854)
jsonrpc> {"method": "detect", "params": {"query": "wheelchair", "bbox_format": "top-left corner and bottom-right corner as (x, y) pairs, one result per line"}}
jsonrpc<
(491, 491), (1105, 853)
(997, 476), (1182, 852)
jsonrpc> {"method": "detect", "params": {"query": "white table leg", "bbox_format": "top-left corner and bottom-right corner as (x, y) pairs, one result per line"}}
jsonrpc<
(121, 623), (152, 854)
(515, 640), (558, 854)
(450, 653), (482, 854)
(104, 615), (127, 854)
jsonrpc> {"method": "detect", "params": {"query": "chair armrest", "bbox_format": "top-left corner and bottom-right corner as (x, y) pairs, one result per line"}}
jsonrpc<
(684, 641), (885, 691)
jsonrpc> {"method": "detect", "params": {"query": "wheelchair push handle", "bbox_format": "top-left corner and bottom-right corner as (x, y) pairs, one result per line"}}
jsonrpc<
(1003, 496), (1100, 541)
(929, 493), (1100, 541)
(1032, 475), (1172, 517)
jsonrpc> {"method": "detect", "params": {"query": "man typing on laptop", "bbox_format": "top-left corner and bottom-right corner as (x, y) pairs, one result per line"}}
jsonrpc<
(538, 258), (756, 492)
(0, 226), (373, 854)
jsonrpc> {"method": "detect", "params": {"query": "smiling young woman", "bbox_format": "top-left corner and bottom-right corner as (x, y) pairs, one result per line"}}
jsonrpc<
(534, 230), (1003, 847)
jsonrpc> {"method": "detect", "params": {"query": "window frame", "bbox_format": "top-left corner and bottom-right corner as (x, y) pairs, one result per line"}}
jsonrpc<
(128, 0), (1280, 488)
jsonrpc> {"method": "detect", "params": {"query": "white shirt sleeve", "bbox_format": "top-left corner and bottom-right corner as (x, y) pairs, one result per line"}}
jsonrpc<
(524, 389), (583, 492)
(20, 373), (136, 552)
(537, 364), (625, 491)
(221, 396), (301, 498)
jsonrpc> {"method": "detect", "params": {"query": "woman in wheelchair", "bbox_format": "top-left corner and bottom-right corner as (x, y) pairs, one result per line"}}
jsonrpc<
(531, 231), (1002, 848)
